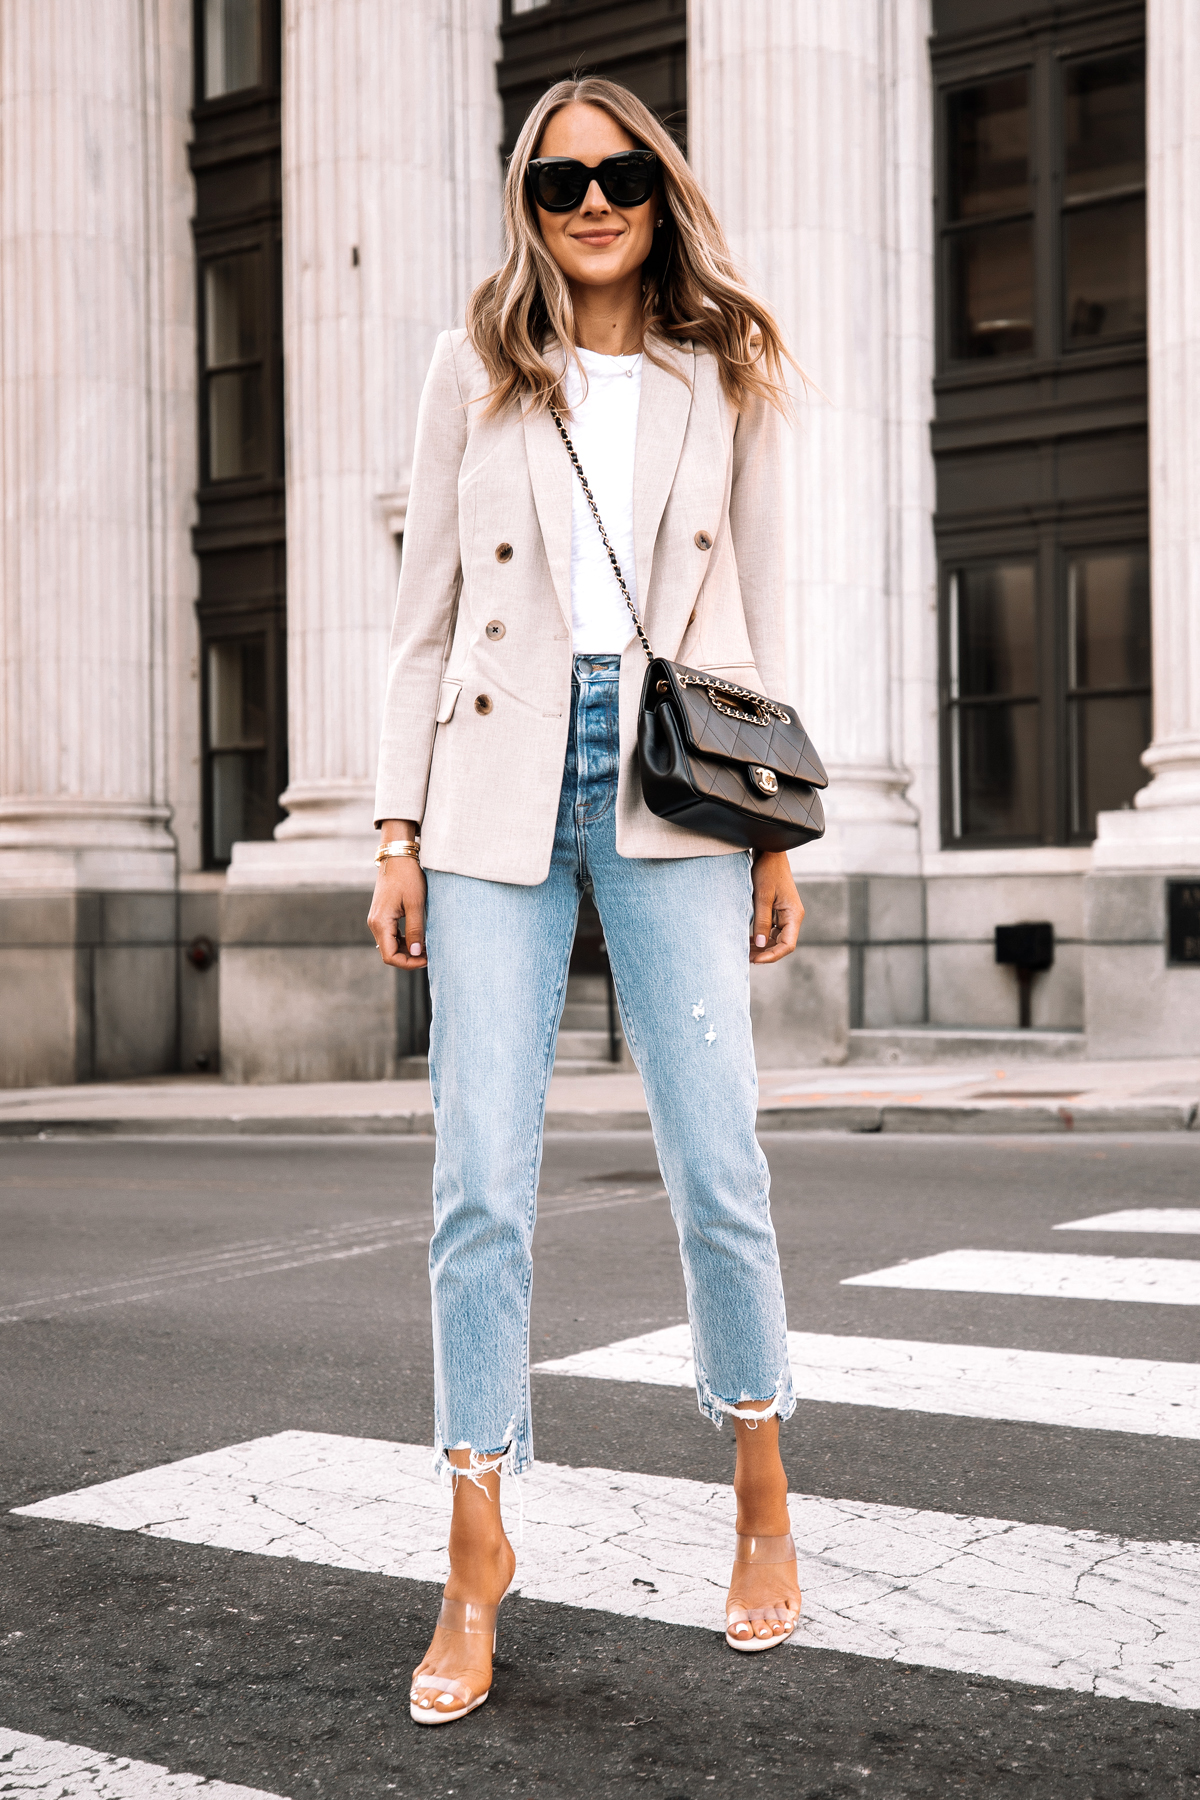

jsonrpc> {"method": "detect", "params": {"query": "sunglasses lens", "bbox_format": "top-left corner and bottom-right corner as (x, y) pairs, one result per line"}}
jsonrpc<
(531, 164), (585, 211)
(603, 157), (657, 206)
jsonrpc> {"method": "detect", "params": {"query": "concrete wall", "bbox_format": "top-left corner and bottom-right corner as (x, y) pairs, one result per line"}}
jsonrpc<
(218, 888), (427, 1084)
(0, 893), (178, 1086)
(1085, 873), (1200, 1057)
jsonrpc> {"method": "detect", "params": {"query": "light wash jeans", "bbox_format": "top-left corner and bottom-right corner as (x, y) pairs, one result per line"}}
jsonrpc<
(424, 654), (794, 1475)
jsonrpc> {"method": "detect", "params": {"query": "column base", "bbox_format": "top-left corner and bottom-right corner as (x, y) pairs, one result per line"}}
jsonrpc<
(1092, 802), (1200, 870)
(227, 836), (378, 889)
(0, 802), (177, 892)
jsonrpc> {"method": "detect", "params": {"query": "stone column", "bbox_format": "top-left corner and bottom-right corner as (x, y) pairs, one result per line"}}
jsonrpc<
(218, 0), (500, 1082)
(0, 0), (197, 1085)
(689, 0), (936, 1056)
(1086, 0), (1200, 1053)
(1093, 0), (1200, 868)
(0, 0), (190, 893)
(228, 0), (502, 887)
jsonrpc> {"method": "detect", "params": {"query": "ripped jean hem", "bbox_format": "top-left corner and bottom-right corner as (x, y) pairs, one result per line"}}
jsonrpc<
(696, 1376), (796, 1431)
(431, 1437), (533, 1483)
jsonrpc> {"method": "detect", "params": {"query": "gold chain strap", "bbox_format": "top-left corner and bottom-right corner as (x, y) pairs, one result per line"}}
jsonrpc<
(678, 673), (789, 727)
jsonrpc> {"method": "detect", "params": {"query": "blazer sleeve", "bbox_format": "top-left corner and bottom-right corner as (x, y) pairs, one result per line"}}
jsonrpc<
(373, 331), (470, 828)
(728, 387), (788, 703)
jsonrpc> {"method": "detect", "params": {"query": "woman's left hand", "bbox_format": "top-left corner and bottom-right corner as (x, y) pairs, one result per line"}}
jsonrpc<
(749, 851), (805, 964)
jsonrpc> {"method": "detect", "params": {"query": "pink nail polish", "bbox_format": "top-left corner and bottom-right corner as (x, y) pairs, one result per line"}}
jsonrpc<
(755, 934), (767, 948)
(410, 942), (422, 955)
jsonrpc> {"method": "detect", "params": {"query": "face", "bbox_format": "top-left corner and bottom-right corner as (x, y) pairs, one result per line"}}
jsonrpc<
(532, 102), (658, 290)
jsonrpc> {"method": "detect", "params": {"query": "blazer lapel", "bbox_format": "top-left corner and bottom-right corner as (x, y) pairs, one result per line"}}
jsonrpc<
(522, 402), (573, 634)
(633, 339), (694, 614)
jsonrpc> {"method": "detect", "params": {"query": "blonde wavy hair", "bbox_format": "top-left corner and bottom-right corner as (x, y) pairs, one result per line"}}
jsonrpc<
(466, 77), (795, 418)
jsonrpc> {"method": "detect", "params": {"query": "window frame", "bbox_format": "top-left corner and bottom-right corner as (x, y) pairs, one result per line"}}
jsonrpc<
(199, 608), (288, 871)
(935, 27), (1146, 375)
(193, 0), (275, 111)
(198, 240), (272, 487)
(190, 0), (286, 871)
(939, 523), (1150, 849)
(933, 4), (1148, 849)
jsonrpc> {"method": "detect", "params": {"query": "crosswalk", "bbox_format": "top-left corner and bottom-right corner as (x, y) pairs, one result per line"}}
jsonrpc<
(841, 1246), (1200, 1304)
(7, 1199), (1199, 1794)
(534, 1323), (1200, 1437)
(14, 1430), (1200, 1710)
(0, 1728), (285, 1799)
(1054, 1208), (1200, 1234)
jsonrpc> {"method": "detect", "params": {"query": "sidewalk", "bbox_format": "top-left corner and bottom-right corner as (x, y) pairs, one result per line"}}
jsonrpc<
(2, 1056), (1198, 1137)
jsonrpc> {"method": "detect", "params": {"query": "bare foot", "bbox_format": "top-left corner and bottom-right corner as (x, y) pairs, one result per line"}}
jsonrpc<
(410, 1455), (517, 1719)
(725, 1408), (801, 1645)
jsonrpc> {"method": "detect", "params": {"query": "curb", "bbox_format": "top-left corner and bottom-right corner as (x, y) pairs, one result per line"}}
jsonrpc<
(3, 1100), (1196, 1139)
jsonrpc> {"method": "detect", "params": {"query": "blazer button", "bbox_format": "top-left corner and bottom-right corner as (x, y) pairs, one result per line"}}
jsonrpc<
(485, 620), (506, 640)
(694, 530), (713, 551)
(495, 542), (514, 563)
(474, 694), (493, 715)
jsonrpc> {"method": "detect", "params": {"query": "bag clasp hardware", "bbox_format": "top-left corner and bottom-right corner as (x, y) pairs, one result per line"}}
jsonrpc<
(749, 765), (779, 795)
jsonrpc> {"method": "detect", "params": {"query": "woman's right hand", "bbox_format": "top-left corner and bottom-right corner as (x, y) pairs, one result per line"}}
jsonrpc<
(368, 827), (428, 969)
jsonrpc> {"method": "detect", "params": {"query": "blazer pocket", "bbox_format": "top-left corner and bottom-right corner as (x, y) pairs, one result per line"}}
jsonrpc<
(436, 678), (462, 723)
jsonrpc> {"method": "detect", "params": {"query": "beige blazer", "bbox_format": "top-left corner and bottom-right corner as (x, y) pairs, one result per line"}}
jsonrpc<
(374, 328), (787, 885)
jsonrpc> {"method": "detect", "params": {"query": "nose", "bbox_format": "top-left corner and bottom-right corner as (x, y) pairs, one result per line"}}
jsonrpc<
(579, 179), (611, 214)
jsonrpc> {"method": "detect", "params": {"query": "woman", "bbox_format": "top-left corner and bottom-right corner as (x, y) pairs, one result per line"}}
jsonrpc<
(368, 77), (806, 1726)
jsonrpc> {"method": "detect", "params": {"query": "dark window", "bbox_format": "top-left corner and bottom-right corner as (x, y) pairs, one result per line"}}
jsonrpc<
(944, 74), (1034, 359)
(498, 0), (687, 158)
(203, 251), (266, 481)
(947, 564), (1041, 840)
(1063, 49), (1146, 345)
(203, 0), (262, 98)
(933, 2), (1149, 846)
(191, 0), (286, 868)
(1067, 548), (1151, 836)
(206, 636), (271, 864)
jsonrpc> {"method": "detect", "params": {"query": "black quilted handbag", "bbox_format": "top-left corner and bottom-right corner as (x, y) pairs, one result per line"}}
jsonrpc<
(550, 406), (828, 853)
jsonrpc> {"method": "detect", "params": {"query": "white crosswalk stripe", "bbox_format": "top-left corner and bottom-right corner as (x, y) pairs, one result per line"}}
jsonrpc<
(841, 1248), (1200, 1305)
(0, 1727), (287, 1798)
(1054, 1209), (1200, 1235)
(14, 1432), (1200, 1710)
(532, 1323), (1200, 1438)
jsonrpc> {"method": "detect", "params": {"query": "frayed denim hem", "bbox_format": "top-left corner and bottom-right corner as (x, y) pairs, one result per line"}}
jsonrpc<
(696, 1370), (796, 1430)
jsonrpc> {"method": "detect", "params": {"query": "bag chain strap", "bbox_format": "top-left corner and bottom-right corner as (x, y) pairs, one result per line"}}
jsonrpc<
(548, 403), (789, 728)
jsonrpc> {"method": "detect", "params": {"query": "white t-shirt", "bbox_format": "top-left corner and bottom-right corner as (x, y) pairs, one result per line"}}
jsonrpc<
(562, 346), (642, 654)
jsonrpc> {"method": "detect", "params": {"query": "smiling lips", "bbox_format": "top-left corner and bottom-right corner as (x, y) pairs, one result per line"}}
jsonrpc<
(572, 229), (623, 246)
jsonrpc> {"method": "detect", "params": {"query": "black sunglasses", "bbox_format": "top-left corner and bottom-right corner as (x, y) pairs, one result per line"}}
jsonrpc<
(526, 150), (659, 214)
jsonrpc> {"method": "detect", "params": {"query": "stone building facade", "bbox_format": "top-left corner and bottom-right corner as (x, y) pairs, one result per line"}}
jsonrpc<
(2, 0), (1197, 1087)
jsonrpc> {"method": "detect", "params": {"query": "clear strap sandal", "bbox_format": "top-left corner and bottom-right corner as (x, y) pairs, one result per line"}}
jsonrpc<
(725, 1531), (801, 1653)
(409, 1597), (500, 1725)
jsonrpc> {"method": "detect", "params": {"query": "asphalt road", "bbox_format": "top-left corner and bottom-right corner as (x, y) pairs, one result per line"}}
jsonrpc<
(2, 1132), (1199, 1799)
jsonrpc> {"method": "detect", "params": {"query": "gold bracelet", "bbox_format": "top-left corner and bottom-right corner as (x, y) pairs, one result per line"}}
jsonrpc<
(375, 838), (421, 866)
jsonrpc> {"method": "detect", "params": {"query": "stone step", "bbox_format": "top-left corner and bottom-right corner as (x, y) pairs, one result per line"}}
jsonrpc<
(555, 1028), (614, 1062)
(565, 973), (610, 1004)
(560, 1003), (611, 1030)
(847, 1027), (1086, 1066)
